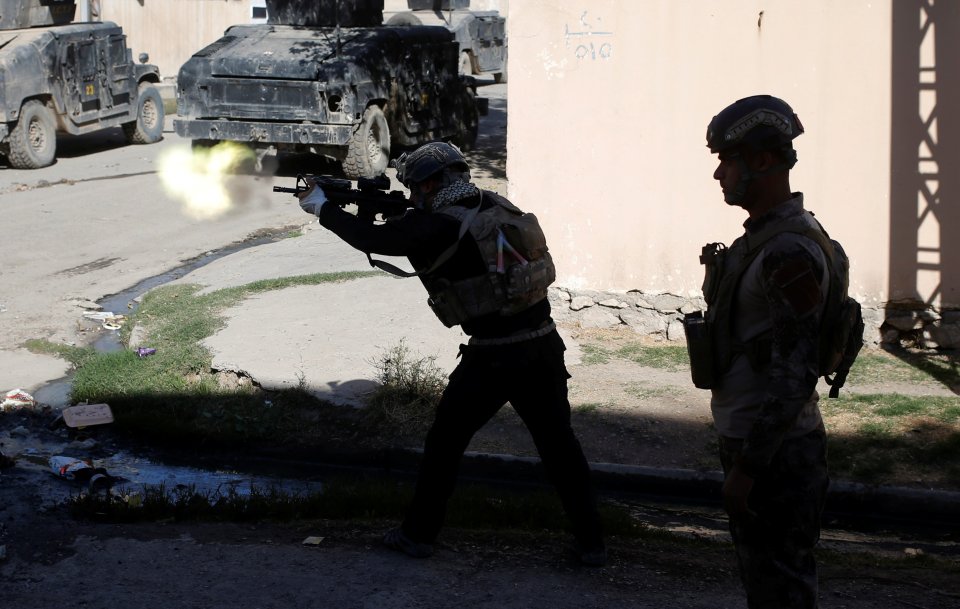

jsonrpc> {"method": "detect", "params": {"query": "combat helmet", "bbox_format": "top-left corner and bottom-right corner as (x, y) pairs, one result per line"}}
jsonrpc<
(706, 94), (804, 166)
(396, 141), (469, 188)
(707, 95), (804, 205)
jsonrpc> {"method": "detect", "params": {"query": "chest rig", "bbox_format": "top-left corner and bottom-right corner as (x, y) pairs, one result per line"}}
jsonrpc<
(423, 192), (556, 327)
(686, 209), (836, 389)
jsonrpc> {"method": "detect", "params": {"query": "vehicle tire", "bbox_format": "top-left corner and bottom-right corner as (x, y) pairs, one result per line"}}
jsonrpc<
(385, 12), (423, 26)
(123, 83), (165, 144)
(343, 105), (390, 179)
(7, 100), (57, 169)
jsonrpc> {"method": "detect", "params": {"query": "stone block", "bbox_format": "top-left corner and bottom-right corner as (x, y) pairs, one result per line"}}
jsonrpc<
(570, 296), (595, 311)
(619, 308), (668, 337)
(578, 307), (622, 329)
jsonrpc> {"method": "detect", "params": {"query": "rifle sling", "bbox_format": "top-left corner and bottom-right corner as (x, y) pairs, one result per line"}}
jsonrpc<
(365, 194), (483, 278)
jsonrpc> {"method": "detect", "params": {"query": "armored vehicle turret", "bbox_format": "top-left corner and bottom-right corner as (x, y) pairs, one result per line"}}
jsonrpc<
(0, 0), (165, 169)
(174, 0), (481, 179)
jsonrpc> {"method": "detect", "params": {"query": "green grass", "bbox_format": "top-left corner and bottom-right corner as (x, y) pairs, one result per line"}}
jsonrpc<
(625, 384), (670, 400)
(70, 272), (378, 402)
(821, 393), (960, 423)
(572, 402), (605, 414)
(847, 349), (960, 390)
(822, 392), (960, 485)
(26, 272), (380, 450)
(23, 339), (97, 368)
(581, 341), (689, 370)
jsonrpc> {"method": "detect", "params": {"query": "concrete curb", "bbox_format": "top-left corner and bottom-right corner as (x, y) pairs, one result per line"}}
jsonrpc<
(462, 453), (960, 527)
(454, 452), (960, 524)
(237, 447), (960, 527)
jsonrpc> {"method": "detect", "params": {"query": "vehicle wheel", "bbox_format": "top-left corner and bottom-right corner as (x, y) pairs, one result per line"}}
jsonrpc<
(343, 105), (390, 179)
(385, 12), (422, 26)
(7, 100), (56, 169)
(123, 83), (165, 144)
(459, 51), (474, 76)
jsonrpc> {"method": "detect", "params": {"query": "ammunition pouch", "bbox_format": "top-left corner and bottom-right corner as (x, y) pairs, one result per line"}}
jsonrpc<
(700, 242), (727, 306)
(683, 312), (715, 389)
(503, 253), (555, 315)
(427, 275), (506, 328)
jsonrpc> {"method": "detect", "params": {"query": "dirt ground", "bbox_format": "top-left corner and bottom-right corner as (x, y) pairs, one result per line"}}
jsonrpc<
(467, 325), (960, 491)
(3, 326), (960, 609)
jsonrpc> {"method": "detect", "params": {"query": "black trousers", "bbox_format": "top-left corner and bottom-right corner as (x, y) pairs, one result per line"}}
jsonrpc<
(401, 330), (603, 547)
(719, 425), (829, 609)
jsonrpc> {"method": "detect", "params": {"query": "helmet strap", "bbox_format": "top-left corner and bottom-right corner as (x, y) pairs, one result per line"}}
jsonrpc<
(723, 148), (796, 205)
(724, 155), (753, 205)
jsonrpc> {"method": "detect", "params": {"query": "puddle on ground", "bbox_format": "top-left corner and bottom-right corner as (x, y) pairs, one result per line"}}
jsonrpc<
(100, 451), (324, 497)
(15, 447), (323, 507)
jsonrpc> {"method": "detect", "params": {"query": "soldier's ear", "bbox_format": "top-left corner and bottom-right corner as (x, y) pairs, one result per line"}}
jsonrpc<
(745, 149), (776, 172)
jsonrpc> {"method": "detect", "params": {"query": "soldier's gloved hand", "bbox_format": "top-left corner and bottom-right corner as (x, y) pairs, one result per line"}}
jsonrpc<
(297, 179), (328, 216)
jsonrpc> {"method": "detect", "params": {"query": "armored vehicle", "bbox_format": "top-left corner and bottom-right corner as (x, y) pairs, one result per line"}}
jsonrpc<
(385, 0), (506, 83)
(174, 0), (481, 179)
(0, 0), (164, 169)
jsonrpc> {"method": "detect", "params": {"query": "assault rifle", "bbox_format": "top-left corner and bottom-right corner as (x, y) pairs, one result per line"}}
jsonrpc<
(273, 174), (409, 221)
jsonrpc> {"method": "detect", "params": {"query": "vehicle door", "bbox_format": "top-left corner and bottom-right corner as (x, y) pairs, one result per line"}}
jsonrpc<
(101, 31), (135, 119)
(58, 31), (133, 127)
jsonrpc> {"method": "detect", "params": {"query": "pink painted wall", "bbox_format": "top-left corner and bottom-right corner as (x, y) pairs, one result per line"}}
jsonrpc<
(507, 1), (923, 309)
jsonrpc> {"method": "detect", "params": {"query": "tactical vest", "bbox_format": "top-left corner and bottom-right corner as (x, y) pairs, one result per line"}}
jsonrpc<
(686, 209), (860, 393)
(423, 192), (556, 328)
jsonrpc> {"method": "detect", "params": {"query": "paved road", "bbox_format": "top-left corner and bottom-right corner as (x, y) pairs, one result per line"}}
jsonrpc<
(0, 116), (305, 396)
(0, 83), (511, 405)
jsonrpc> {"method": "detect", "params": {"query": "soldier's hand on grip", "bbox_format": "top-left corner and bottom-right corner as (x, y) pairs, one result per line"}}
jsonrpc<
(298, 178), (328, 216)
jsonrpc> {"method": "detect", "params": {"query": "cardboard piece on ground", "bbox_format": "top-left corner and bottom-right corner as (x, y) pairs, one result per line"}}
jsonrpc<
(62, 403), (114, 428)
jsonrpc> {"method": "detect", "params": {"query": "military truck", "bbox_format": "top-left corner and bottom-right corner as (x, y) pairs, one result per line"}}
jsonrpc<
(174, 0), (481, 179)
(0, 0), (164, 169)
(385, 0), (506, 83)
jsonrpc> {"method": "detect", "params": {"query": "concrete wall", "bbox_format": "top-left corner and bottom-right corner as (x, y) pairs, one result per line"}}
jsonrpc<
(508, 1), (893, 304)
(96, 1), (254, 80)
(509, 0), (960, 347)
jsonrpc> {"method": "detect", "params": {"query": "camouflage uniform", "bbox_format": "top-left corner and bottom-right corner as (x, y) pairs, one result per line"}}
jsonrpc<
(709, 194), (831, 609)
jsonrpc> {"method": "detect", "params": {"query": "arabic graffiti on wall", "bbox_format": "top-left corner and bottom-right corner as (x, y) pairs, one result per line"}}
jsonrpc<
(564, 10), (613, 61)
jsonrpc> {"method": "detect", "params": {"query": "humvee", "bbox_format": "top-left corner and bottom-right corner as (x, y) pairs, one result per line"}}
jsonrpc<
(385, 0), (506, 83)
(0, 0), (165, 169)
(174, 0), (482, 179)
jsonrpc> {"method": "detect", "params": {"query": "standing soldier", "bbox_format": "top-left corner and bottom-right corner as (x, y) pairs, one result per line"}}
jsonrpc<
(691, 95), (833, 608)
(296, 142), (606, 566)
